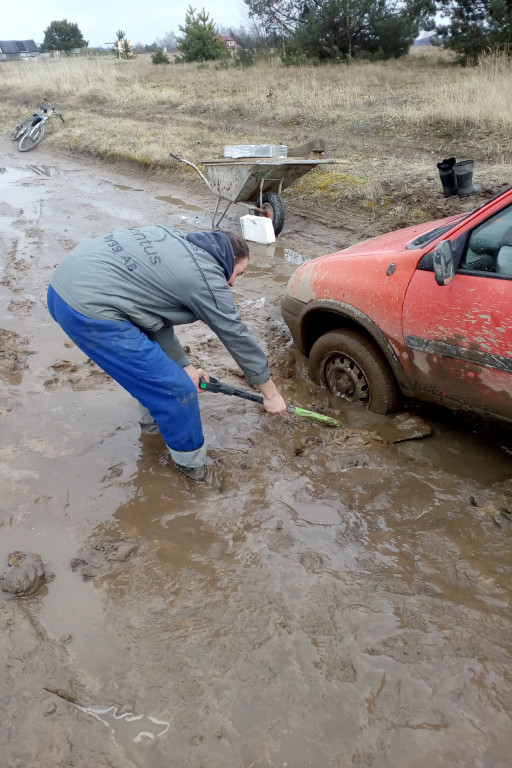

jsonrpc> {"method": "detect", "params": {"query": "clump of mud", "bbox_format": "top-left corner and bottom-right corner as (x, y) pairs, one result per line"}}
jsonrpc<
(0, 551), (46, 596)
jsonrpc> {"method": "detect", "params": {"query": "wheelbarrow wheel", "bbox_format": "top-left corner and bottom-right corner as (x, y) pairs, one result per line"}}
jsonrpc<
(256, 193), (285, 236)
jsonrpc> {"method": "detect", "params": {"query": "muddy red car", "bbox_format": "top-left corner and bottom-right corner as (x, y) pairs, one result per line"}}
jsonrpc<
(281, 187), (512, 422)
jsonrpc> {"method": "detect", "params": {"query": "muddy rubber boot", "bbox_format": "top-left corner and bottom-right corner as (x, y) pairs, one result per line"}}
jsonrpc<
(436, 157), (457, 198)
(168, 443), (208, 482)
(454, 160), (481, 198)
(174, 464), (208, 482)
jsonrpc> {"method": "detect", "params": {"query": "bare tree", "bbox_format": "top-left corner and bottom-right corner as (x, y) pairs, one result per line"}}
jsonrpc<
(155, 31), (178, 51)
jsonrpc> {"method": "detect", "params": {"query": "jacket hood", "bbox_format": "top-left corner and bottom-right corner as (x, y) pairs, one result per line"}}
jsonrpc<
(186, 231), (235, 280)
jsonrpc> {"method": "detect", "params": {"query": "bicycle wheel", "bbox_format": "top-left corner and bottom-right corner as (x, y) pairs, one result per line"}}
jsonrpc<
(11, 119), (32, 141)
(19, 124), (45, 152)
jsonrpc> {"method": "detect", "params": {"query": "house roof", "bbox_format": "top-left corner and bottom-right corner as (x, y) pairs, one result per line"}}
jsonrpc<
(0, 40), (41, 54)
(220, 35), (241, 49)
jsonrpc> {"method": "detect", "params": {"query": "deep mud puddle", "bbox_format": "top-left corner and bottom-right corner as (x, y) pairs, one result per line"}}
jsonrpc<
(1, 139), (512, 768)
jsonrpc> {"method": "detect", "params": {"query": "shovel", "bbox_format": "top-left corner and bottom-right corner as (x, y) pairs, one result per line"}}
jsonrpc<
(199, 377), (341, 428)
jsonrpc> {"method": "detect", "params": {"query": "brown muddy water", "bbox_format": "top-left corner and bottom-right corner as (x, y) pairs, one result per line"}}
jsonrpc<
(1, 138), (512, 768)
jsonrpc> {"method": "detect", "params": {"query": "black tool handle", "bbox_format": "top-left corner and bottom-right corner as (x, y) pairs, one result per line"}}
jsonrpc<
(199, 377), (264, 404)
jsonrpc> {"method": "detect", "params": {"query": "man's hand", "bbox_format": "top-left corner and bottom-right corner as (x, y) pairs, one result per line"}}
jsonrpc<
(259, 379), (287, 414)
(184, 364), (209, 390)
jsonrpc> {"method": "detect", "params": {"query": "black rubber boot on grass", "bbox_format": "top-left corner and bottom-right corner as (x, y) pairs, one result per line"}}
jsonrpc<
(454, 160), (481, 198)
(436, 157), (457, 198)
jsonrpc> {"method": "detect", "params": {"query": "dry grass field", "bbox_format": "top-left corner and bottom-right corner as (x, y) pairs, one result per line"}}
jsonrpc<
(2, 49), (511, 231)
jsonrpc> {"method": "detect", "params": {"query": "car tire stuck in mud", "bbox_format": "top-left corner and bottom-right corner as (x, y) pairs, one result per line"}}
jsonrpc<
(308, 329), (401, 414)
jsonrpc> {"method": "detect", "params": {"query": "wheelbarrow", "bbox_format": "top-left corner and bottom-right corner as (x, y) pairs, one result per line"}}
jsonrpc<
(170, 142), (339, 235)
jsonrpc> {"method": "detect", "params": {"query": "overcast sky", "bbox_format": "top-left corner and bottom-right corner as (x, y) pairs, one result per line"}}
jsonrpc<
(2, 0), (249, 47)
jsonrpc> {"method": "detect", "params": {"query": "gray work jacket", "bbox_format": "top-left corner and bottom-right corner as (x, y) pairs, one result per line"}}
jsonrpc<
(49, 225), (270, 385)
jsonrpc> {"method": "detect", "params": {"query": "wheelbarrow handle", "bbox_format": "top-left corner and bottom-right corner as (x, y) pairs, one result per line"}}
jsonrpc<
(169, 152), (214, 192)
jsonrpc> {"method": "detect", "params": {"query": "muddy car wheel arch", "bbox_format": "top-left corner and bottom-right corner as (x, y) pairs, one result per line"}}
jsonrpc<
(292, 299), (408, 390)
(308, 329), (401, 414)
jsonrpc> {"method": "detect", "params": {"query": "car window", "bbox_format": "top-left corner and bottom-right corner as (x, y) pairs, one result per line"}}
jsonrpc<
(460, 205), (512, 276)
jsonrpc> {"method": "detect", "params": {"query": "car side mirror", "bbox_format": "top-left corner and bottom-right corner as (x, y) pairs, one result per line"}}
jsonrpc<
(433, 240), (455, 286)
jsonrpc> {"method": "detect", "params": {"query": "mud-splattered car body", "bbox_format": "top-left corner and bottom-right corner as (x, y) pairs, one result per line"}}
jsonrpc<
(282, 187), (512, 421)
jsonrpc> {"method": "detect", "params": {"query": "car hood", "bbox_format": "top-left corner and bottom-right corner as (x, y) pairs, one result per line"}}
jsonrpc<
(338, 212), (465, 258)
(286, 212), (465, 306)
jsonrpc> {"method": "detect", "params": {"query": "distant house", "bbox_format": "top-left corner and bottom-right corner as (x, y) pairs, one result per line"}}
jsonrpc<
(0, 39), (43, 60)
(220, 35), (241, 54)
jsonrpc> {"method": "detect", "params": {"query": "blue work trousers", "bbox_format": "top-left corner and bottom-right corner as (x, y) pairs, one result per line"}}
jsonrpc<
(47, 285), (204, 453)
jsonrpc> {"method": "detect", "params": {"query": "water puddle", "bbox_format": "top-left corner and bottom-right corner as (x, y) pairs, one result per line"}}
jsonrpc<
(114, 184), (144, 191)
(26, 164), (60, 177)
(0, 166), (35, 183)
(239, 296), (266, 308)
(268, 245), (312, 265)
(0, 165), (60, 182)
(154, 195), (202, 211)
(278, 497), (342, 526)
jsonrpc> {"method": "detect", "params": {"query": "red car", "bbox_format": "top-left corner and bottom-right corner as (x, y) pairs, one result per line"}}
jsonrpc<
(281, 187), (512, 422)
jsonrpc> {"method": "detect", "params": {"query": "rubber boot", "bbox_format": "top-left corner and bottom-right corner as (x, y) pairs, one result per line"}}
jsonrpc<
(436, 157), (457, 198)
(168, 443), (208, 482)
(454, 160), (481, 198)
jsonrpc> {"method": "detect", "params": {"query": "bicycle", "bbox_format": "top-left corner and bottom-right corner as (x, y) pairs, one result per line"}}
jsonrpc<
(11, 98), (64, 152)
(11, 102), (46, 141)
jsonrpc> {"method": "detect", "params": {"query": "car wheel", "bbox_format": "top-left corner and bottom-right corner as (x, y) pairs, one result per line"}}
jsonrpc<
(308, 330), (401, 414)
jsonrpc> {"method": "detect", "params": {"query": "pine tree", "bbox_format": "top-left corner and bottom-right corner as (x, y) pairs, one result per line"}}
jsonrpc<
(177, 6), (229, 62)
(436, 0), (512, 61)
(243, 0), (435, 61)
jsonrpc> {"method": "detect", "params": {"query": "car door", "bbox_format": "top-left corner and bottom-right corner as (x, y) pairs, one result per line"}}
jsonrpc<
(401, 204), (512, 420)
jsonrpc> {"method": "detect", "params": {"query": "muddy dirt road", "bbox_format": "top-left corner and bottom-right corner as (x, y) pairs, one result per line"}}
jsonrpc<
(1, 137), (512, 768)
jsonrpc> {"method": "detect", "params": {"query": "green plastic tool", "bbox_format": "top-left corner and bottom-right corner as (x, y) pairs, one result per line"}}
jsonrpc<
(199, 377), (341, 428)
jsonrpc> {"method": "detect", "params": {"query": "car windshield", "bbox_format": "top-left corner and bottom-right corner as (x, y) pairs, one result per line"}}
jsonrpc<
(408, 185), (512, 250)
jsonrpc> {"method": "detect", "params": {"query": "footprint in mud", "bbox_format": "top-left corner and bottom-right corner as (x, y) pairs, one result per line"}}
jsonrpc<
(205, 448), (267, 492)
(1, 247), (32, 295)
(56, 236), (77, 251)
(267, 527), (297, 554)
(44, 358), (113, 391)
(300, 604), (337, 637)
(0, 329), (33, 384)
(299, 550), (331, 573)
(314, 649), (357, 684)
(7, 298), (36, 317)
(351, 748), (376, 767)
(198, 541), (230, 563)
(70, 535), (141, 578)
